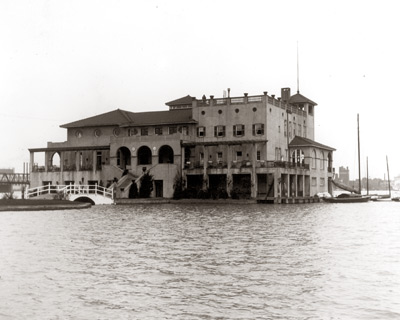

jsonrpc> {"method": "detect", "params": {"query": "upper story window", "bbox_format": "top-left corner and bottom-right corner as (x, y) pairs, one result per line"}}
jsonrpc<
(320, 151), (325, 170)
(235, 151), (243, 161)
(233, 124), (245, 137)
(128, 128), (138, 136)
(256, 150), (261, 161)
(284, 120), (287, 137)
(181, 126), (188, 135)
(141, 127), (149, 136)
(214, 125), (226, 137)
(217, 152), (223, 163)
(289, 121), (292, 139)
(252, 123), (264, 136)
(312, 149), (317, 169)
(197, 126), (206, 137)
(169, 126), (177, 134)
(155, 127), (163, 135)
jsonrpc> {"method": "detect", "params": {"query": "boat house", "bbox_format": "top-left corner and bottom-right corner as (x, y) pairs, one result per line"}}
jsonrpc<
(28, 87), (335, 203)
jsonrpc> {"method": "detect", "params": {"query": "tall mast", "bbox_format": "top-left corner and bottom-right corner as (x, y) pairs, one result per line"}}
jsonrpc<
(357, 114), (361, 194)
(366, 156), (369, 195)
(386, 155), (391, 197)
(297, 41), (300, 94)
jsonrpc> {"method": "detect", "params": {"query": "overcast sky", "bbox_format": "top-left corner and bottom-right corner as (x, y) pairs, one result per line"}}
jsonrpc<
(1, 0), (399, 180)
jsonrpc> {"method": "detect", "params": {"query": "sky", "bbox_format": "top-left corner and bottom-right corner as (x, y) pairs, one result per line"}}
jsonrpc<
(1, 0), (399, 180)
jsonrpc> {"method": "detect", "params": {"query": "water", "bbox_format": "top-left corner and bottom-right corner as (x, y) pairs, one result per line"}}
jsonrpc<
(1, 202), (400, 319)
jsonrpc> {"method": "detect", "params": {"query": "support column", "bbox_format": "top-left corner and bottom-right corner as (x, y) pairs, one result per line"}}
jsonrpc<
(227, 144), (233, 196)
(202, 145), (208, 190)
(251, 143), (257, 198)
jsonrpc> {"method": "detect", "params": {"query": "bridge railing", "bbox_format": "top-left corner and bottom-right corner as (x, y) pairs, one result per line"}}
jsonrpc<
(26, 184), (114, 200)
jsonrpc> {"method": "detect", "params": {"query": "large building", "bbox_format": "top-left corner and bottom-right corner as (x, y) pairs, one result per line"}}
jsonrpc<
(29, 87), (335, 203)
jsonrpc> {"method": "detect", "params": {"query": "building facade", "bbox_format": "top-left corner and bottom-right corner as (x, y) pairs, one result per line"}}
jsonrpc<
(29, 88), (335, 203)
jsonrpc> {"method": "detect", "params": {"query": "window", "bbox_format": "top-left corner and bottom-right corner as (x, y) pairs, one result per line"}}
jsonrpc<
(128, 128), (138, 136)
(257, 150), (261, 161)
(217, 152), (223, 163)
(181, 126), (188, 135)
(303, 125), (307, 138)
(284, 120), (287, 137)
(141, 127), (149, 136)
(312, 149), (317, 169)
(200, 152), (204, 164)
(289, 121), (292, 139)
(155, 127), (163, 135)
(312, 177), (317, 186)
(214, 125), (225, 137)
(320, 178), (325, 187)
(169, 126), (177, 134)
(233, 124), (245, 137)
(293, 122), (296, 136)
(253, 123), (264, 136)
(320, 151), (324, 170)
(236, 151), (243, 161)
(197, 126), (206, 137)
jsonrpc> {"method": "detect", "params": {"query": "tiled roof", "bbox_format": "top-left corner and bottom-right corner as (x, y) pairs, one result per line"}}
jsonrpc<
(60, 108), (196, 128)
(289, 136), (335, 151)
(165, 95), (193, 106)
(289, 93), (317, 105)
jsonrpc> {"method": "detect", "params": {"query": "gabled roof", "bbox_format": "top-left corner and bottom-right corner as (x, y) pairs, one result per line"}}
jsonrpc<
(289, 136), (335, 151)
(119, 108), (196, 127)
(60, 109), (135, 128)
(165, 95), (193, 106)
(60, 108), (196, 129)
(289, 92), (317, 106)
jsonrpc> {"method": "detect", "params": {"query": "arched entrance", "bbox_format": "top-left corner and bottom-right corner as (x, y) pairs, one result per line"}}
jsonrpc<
(117, 147), (131, 170)
(137, 146), (152, 165)
(158, 145), (174, 164)
(49, 152), (61, 171)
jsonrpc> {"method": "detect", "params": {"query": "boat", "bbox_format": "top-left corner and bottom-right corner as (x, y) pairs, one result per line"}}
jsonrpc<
(323, 193), (370, 203)
(323, 114), (370, 203)
(371, 156), (391, 201)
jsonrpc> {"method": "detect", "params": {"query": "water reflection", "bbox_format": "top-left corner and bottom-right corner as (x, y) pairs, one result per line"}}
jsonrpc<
(1, 202), (400, 319)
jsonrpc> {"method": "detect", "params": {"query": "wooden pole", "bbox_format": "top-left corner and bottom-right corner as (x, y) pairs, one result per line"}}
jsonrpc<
(387, 155), (391, 197)
(357, 114), (361, 194)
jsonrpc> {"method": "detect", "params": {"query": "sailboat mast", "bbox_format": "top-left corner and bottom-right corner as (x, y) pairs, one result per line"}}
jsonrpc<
(366, 157), (369, 195)
(386, 155), (391, 197)
(357, 114), (361, 194)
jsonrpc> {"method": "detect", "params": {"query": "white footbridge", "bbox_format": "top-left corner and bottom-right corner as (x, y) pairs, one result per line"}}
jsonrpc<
(26, 184), (114, 205)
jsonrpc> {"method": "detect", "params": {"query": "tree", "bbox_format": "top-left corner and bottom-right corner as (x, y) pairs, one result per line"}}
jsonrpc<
(139, 172), (154, 198)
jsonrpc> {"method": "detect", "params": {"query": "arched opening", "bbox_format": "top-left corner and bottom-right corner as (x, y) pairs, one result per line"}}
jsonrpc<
(49, 152), (61, 171)
(327, 152), (333, 172)
(312, 149), (317, 169)
(74, 196), (95, 205)
(117, 147), (131, 170)
(137, 146), (152, 165)
(158, 145), (174, 164)
(291, 149), (305, 165)
(320, 151), (325, 170)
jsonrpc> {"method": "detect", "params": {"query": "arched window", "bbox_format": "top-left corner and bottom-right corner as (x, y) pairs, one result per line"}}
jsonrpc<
(137, 146), (152, 165)
(291, 149), (305, 165)
(49, 152), (61, 171)
(327, 152), (333, 172)
(320, 151), (324, 170)
(117, 147), (131, 169)
(312, 149), (317, 169)
(158, 145), (174, 164)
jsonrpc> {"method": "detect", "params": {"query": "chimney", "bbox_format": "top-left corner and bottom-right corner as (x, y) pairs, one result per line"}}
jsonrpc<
(281, 88), (291, 103)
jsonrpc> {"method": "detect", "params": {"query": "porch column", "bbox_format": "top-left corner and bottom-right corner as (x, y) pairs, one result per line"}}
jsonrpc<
(227, 144), (233, 196)
(251, 142), (257, 198)
(202, 145), (208, 190)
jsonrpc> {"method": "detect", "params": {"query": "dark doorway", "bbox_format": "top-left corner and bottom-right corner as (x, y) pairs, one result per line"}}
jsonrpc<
(158, 145), (174, 164)
(117, 147), (131, 170)
(155, 180), (163, 197)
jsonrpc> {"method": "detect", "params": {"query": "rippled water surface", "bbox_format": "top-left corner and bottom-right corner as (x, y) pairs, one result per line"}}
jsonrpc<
(1, 202), (400, 319)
